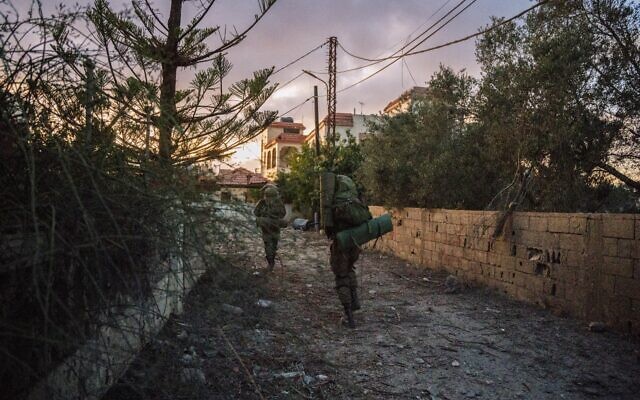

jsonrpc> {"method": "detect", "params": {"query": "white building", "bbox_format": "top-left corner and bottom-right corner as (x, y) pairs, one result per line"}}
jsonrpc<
(304, 112), (380, 146)
(260, 117), (306, 180)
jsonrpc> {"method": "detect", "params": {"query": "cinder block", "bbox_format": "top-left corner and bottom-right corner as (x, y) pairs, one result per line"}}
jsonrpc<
(618, 239), (634, 259)
(635, 259), (640, 279)
(603, 237), (618, 257)
(605, 256), (634, 278)
(548, 217), (570, 233)
(552, 265), (577, 283)
(515, 259), (531, 273)
(569, 216), (587, 234)
(512, 214), (529, 230)
(559, 233), (583, 252)
(615, 276), (640, 300)
(499, 255), (516, 270)
(603, 217), (635, 239)
(606, 295), (632, 318)
(564, 250), (582, 267)
(529, 217), (548, 232)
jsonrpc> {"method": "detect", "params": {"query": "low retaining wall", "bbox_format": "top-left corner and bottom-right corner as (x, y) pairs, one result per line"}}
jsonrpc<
(29, 214), (210, 400)
(369, 206), (640, 335)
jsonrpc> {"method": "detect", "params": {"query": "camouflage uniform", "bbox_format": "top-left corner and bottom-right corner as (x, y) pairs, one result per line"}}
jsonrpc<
(330, 242), (361, 309)
(254, 187), (286, 270)
(328, 175), (368, 328)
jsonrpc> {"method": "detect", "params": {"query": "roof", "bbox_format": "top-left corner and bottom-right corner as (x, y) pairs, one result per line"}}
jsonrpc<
(269, 121), (306, 130)
(265, 133), (307, 149)
(216, 167), (269, 187)
(383, 86), (428, 114)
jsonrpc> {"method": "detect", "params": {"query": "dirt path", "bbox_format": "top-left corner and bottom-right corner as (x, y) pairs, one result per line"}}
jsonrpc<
(106, 230), (640, 399)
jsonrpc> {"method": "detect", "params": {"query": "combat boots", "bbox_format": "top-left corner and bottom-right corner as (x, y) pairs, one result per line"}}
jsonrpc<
(266, 256), (275, 271)
(342, 303), (355, 329)
(351, 288), (361, 311)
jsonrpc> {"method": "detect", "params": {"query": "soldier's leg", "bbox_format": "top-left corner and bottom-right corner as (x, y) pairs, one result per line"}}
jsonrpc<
(330, 242), (355, 328)
(348, 248), (361, 310)
(262, 230), (276, 270)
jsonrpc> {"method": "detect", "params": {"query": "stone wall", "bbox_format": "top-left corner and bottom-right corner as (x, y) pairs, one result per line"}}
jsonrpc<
(369, 207), (640, 335)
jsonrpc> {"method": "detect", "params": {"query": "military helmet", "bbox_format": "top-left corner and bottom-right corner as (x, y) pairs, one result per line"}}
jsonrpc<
(334, 175), (358, 202)
(264, 186), (279, 198)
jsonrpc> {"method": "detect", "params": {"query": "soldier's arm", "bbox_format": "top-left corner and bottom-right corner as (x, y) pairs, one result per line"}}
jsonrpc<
(254, 200), (265, 217)
(275, 200), (286, 219)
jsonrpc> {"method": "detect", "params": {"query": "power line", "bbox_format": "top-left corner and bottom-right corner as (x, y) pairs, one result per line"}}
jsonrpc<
(338, 0), (479, 93)
(339, 0), (472, 63)
(306, 0), (461, 75)
(398, 0), (551, 58)
(337, 0), (549, 94)
(272, 71), (304, 94)
(278, 96), (313, 117)
(273, 41), (327, 75)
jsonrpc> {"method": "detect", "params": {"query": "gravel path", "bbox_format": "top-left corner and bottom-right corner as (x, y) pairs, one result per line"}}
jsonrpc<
(105, 229), (640, 399)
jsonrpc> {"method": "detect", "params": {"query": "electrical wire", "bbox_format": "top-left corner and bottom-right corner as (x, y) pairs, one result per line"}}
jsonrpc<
(273, 41), (327, 75)
(338, 0), (479, 93)
(339, 0), (472, 63)
(337, 0), (549, 94)
(305, 0), (461, 75)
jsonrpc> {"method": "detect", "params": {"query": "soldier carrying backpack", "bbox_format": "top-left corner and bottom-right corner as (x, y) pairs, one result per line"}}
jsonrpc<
(323, 174), (372, 328)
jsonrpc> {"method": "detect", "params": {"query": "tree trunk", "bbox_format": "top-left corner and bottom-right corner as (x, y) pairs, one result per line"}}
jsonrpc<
(158, 0), (182, 163)
(598, 162), (640, 191)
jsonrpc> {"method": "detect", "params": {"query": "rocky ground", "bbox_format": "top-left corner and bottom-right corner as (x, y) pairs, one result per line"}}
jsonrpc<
(105, 228), (640, 399)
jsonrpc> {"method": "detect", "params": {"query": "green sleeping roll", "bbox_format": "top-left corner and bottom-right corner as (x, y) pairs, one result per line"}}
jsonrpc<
(336, 213), (393, 250)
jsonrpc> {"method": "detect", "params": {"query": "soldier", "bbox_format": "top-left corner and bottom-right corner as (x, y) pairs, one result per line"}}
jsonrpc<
(326, 175), (371, 329)
(254, 185), (286, 271)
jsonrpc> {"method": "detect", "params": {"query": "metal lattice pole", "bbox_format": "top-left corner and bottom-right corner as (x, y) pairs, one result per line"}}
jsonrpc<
(327, 36), (337, 149)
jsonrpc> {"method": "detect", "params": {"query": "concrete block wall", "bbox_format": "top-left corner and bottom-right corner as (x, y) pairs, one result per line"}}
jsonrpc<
(369, 207), (640, 335)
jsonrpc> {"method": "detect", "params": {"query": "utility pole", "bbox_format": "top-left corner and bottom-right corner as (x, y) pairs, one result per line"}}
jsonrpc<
(313, 85), (320, 157)
(327, 36), (337, 150)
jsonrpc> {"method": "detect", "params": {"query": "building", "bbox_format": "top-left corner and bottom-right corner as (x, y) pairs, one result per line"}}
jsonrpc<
(213, 167), (269, 202)
(260, 117), (306, 179)
(383, 86), (428, 115)
(304, 112), (380, 146)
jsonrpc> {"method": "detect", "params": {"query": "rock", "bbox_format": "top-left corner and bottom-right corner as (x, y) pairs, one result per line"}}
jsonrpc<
(588, 321), (607, 332)
(415, 357), (425, 364)
(303, 374), (315, 385)
(203, 349), (217, 358)
(177, 330), (188, 341)
(274, 371), (302, 379)
(444, 275), (462, 294)
(222, 303), (244, 315)
(181, 354), (195, 365)
(256, 299), (273, 308)
(181, 368), (206, 384)
(316, 374), (329, 381)
(451, 360), (461, 367)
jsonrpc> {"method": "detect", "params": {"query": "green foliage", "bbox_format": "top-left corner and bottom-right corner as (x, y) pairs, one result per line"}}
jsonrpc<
(358, 1), (640, 212)
(277, 132), (364, 217)
(358, 66), (501, 209)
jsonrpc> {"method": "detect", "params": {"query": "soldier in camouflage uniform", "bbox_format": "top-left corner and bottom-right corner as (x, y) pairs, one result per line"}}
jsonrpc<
(326, 175), (369, 329)
(254, 186), (286, 271)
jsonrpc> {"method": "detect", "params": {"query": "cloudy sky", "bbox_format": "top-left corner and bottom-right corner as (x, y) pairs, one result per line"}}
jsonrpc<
(18, 0), (535, 167)
(203, 0), (534, 167)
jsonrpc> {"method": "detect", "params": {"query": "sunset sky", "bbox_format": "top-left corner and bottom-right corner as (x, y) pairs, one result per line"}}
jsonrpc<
(214, 0), (533, 167)
(21, 0), (535, 167)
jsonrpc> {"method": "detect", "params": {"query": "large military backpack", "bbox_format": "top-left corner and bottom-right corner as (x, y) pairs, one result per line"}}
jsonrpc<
(322, 173), (371, 229)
